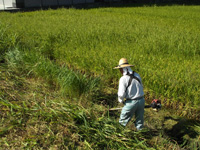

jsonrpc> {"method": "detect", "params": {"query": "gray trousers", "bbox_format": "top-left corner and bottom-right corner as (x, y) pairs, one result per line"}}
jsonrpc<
(119, 98), (145, 130)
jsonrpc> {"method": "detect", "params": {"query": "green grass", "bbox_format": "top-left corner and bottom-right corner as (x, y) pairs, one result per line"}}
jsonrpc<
(0, 5), (200, 149)
(0, 6), (199, 112)
(4, 48), (101, 97)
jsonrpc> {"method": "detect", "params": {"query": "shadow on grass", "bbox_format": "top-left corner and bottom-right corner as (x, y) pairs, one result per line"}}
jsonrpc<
(141, 128), (160, 139)
(91, 91), (122, 119)
(92, 91), (118, 108)
(163, 116), (200, 146)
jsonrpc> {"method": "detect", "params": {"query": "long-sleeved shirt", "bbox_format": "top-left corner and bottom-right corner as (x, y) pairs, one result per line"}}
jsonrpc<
(118, 72), (144, 103)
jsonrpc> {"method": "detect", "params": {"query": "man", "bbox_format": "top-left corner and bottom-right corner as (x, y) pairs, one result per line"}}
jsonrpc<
(114, 58), (145, 130)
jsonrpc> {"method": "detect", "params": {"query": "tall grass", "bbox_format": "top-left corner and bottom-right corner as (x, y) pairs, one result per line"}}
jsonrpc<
(0, 23), (19, 62)
(0, 6), (199, 149)
(0, 6), (199, 111)
(4, 48), (100, 97)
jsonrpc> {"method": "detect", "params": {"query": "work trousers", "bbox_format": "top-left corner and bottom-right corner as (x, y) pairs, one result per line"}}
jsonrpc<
(119, 98), (145, 130)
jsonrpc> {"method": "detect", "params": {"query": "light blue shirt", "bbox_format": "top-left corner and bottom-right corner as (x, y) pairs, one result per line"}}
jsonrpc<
(118, 72), (144, 103)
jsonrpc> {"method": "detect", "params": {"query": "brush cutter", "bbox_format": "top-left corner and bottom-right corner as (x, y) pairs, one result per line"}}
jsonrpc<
(109, 99), (162, 111)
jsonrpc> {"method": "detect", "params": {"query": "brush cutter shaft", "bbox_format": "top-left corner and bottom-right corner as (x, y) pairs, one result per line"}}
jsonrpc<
(109, 102), (161, 111)
(109, 107), (123, 111)
(109, 105), (150, 111)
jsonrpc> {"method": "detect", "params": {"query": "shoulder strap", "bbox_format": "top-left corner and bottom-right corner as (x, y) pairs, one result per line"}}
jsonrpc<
(131, 73), (141, 85)
(124, 72), (141, 93)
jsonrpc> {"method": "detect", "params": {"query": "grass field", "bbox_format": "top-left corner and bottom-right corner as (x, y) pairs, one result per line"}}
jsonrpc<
(0, 4), (200, 149)
(1, 5), (200, 110)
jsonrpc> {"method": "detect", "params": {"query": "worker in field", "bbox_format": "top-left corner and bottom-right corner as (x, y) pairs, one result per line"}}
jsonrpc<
(114, 58), (145, 130)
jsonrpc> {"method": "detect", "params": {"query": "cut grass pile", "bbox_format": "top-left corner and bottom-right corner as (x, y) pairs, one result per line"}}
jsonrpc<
(0, 64), (151, 149)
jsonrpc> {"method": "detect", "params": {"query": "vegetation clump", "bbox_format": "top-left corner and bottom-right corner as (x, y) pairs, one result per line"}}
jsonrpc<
(0, 5), (200, 149)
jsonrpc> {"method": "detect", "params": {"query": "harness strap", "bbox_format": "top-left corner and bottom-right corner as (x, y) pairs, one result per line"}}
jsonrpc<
(124, 72), (141, 94)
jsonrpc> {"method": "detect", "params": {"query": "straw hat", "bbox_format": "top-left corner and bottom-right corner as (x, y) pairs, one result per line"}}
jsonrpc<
(114, 58), (134, 69)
